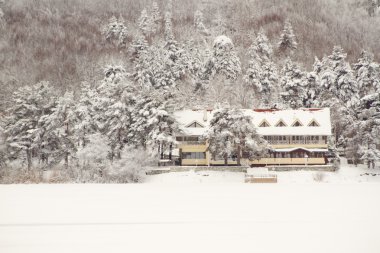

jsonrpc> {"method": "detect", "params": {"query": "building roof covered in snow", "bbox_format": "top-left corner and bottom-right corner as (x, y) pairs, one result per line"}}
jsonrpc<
(174, 108), (332, 136)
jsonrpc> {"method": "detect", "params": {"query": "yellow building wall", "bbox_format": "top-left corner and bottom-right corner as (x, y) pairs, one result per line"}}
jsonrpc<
(180, 157), (325, 166)
(178, 144), (327, 166)
(179, 144), (207, 152)
(181, 159), (208, 166)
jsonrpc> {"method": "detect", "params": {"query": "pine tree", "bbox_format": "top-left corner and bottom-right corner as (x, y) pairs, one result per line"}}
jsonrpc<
(205, 108), (267, 165)
(97, 65), (135, 160)
(353, 50), (380, 97)
(151, 1), (161, 25)
(138, 9), (155, 37)
(211, 11), (227, 35)
(164, 11), (174, 41)
(331, 47), (359, 107)
(194, 10), (210, 36)
(304, 71), (319, 108)
(250, 28), (273, 60)
(280, 59), (307, 109)
(205, 35), (241, 80)
(42, 92), (77, 168)
(367, 0), (379, 16)
(102, 16), (128, 48)
(244, 30), (279, 107)
(4, 82), (55, 170)
(129, 34), (149, 62)
(130, 92), (178, 158)
(345, 92), (380, 167)
(75, 82), (99, 148)
(317, 46), (359, 107)
(278, 20), (297, 53)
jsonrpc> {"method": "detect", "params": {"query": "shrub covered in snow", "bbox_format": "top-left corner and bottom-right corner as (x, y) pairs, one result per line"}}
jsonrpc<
(106, 146), (156, 183)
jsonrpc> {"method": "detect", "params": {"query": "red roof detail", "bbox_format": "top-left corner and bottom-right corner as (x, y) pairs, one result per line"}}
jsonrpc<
(303, 108), (322, 111)
(253, 109), (280, 113)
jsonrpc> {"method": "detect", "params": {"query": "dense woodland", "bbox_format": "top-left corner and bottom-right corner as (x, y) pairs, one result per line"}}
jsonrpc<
(0, 0), (380, 182)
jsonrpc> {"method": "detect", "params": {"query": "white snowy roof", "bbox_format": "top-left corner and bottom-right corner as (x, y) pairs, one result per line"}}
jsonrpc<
(174, 108), (332, 136)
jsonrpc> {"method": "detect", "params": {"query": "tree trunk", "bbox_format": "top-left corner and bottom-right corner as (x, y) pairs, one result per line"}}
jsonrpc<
(224, 153), (228, 166)
(237, 145), (241, 166)
(169, 143), (172, 160)
(64, 153), (69, 169)
(26, 149), (32, 171)
(160, 143), (164, 159)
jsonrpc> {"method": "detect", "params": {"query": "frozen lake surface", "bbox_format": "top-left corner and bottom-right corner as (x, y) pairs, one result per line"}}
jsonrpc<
(1, 182), (380, 253)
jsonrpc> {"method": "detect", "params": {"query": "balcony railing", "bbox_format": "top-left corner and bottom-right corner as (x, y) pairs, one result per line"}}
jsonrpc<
(267, 140), (326, 145)
(178, 141), (206, 145)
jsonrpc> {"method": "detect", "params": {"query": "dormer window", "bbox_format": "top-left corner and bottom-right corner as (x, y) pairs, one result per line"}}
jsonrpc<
(308, 119), (320, 127)
(275, 119), (287, 127)
(186, 121), (204, 128)
(259, 120), (271, 127)
(292, 120), (303, 127)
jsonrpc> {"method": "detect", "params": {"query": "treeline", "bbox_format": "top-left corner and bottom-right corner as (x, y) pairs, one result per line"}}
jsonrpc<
(0, 0), (379, 178)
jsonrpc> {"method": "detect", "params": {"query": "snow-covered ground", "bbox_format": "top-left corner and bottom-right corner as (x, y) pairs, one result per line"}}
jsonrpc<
(147, 158), (380, 184)
(1, 159), (380, 253)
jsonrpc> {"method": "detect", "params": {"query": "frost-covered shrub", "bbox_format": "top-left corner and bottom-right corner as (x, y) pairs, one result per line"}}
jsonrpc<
(0, 167), (43, 184)
(106, 146), (156, 183)
(77, 133), (109, 164)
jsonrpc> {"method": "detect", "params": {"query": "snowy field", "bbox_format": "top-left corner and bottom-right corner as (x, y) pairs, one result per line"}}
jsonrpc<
(1, 160), (380, 253)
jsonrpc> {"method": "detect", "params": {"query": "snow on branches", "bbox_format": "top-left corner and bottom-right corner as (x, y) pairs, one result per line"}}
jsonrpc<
(205, 108), (268, 165)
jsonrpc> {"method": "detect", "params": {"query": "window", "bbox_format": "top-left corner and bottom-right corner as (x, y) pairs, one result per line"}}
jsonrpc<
(308, 119), (320, 127)
(259, 120), (271, 127)
(292, 120), (303, 127)
(186, 121), (204, 128)
(182, 152), (206, 159)
(275, 119), (287, 127)
(184, 136), (199, 141)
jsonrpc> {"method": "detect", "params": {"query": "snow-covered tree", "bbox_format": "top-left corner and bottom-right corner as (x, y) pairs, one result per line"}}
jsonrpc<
(303, 70), (319, 108)
(328, 46), (359, 106)
(164, 11), (174, 41)
(75, 82), (100, 148)
(316, 46), (359, 108)
(205, 108), (267, 165)
(0, 125), (6, 168)
(129, 92), (178, 158)
(250, 28), (273, 60)
(138, 8), (155, 37)
(42, 91), (77, 169)
(280, 59), (307, 109)
(204, 35), (241, 80)
(344, 92), (380, 167)
(194, 9), (210, 36)
(211, 11), (227, 35)
(129, 34), (149, 62)
(4, 82), (55, 170)
(244, 30), (279, 107)
(367, 0), (380, 16)
(361, 144), (380, 169)
(102, 16), (128, 48)
(151, 1), (161, 26)
(97, 65), (135, 160)
(353, 50), (380, 97)
(278, 20), (297, 53)
(134, 38), (194, 91)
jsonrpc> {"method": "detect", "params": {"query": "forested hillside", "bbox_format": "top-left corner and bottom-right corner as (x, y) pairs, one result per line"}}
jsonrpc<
(0, 0), (379, 109)
(0, 0), (380, 181)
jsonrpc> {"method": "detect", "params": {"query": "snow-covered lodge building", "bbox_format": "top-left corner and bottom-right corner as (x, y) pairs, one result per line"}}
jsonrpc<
(173, 108), (332, 166)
